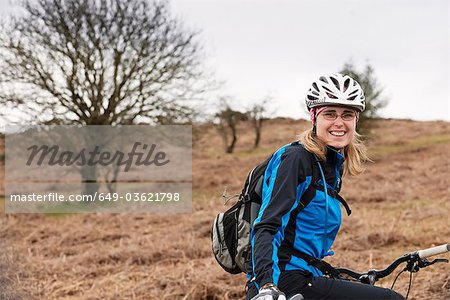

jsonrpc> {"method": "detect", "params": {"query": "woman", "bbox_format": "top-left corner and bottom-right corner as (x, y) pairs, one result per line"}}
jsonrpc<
(246, 74), (404, 300)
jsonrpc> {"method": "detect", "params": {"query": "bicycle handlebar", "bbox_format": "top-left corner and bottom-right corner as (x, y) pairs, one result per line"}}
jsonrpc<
(335, 244), (450, 283)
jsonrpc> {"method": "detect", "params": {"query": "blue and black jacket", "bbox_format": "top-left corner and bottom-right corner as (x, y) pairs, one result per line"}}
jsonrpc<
(249, 142), (347, 288)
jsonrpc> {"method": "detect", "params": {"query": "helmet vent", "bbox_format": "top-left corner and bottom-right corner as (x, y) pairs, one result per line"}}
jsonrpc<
(312, 82), (319, 92)
(343, 79), (350, 92)
(347, 95), (357, 100)
(330, 77), (340, 90)
(319, 76), (328, 84)
(322, 85), (333, 93)
(326, 92), (338, 99)
(307, 95), (318, 101)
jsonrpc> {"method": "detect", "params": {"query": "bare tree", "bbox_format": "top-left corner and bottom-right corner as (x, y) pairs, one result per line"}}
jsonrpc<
(0, 0), (204, 125)
(246, 95), (273, 148)
(215, 101), (247, 154)
(0, 0), (205, 195)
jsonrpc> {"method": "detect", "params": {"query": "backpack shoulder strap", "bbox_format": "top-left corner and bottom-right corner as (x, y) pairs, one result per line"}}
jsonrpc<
(284, 145), (317, 211)
(303, 150), (352, 216)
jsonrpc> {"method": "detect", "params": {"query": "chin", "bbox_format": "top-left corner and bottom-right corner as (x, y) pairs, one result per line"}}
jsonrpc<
(327, 141), (349, 149)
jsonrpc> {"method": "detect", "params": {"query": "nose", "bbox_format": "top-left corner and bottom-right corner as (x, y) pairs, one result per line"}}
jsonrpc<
(332, 118), (345, 126)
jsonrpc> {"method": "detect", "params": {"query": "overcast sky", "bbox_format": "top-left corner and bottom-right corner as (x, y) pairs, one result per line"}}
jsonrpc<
(0, 0), (449, 122)
(170, 0), (449, 121)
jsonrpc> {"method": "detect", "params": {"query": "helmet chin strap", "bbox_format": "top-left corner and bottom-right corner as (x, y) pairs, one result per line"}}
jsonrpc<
(311, 108), (317, 136)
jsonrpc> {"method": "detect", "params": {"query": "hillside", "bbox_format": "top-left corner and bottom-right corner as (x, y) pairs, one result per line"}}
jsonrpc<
(0, 118), (449, 299)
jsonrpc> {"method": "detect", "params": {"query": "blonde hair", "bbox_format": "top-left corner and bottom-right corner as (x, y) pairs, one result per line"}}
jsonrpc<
(298, 128), (370, 176)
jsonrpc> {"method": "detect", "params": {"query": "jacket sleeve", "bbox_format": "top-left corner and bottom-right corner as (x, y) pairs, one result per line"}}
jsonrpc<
(250, 145), (311, 287)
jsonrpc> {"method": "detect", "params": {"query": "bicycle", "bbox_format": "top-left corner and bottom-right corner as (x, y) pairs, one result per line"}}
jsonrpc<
(281, 243), (450, 300)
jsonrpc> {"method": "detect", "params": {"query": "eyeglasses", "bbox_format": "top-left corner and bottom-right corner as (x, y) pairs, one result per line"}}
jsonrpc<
(321, 110), (357, 121)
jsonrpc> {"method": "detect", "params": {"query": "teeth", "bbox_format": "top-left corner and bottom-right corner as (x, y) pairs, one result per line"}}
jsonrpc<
(330, 131), (345, 136)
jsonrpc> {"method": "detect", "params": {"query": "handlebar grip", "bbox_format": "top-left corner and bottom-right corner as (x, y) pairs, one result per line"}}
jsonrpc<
(417, 244), (450, 258)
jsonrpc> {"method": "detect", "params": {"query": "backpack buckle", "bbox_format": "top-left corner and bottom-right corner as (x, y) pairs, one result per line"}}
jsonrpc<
(222, 186), (241, 205)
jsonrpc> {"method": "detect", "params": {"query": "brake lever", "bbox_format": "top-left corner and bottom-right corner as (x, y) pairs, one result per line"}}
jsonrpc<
(417, 258), (449, 269)
(426, 258), (448, 265)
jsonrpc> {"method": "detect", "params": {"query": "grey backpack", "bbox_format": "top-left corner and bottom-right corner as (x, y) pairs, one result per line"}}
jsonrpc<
(211, 155), (271, 274)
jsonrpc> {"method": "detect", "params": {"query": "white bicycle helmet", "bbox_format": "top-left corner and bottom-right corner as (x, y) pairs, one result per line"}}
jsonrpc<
(305, 73), (365, 112)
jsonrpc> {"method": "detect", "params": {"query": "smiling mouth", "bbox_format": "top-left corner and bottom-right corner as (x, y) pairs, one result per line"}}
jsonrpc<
(329, 131), (346, 137)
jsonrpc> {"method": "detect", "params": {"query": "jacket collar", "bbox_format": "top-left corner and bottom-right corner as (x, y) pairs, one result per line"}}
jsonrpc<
(325, 146), (345, 166)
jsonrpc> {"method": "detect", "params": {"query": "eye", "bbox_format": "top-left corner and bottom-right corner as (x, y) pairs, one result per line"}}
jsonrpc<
(342, 113), (355, 120)
(322, 111), (337, 119)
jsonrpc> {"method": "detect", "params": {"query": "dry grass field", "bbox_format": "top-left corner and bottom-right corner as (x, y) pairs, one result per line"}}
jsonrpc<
(0, 118), (449, 299)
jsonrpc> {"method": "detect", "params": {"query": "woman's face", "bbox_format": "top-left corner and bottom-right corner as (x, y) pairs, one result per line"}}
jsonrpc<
(315, 106), (357, 149)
